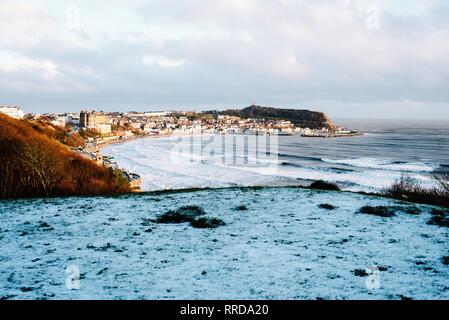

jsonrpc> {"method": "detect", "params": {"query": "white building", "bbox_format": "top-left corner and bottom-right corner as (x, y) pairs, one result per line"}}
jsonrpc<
(51, 116), (66, 128)
(129, 122), (142, 130)
(0, 106), (24, 119)
(65, 113), (80, 125)
(97, 123), (112, 135)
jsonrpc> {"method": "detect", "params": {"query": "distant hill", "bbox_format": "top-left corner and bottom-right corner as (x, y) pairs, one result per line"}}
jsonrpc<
(0, 114), (130, 199)
(218, 105), (336, 130)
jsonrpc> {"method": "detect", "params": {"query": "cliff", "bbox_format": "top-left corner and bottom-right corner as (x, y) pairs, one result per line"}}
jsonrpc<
(0, 114), (130, 199)
(219, 105), (336, 130)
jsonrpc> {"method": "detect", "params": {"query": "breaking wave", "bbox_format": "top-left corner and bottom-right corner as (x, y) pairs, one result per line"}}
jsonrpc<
(321, 157), (439, 173)
(103, 135), (445, 193)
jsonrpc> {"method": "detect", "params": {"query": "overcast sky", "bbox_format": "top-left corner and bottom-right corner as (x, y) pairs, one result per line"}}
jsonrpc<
(1, 0), (449, 118)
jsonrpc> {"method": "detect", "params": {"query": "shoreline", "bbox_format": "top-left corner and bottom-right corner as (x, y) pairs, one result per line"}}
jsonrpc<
(301, 131), (364, 138)
(3, 179), (446, 209)
(96, 133), (170, 149)
(97, 130), (364, 149)
(93, 133), (448, 209)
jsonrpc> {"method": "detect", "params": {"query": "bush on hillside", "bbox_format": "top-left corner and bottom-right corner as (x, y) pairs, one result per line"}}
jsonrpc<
(310, 180), (340, 191)
(0, 114), (129, 199)
(384, 175), (449, 208)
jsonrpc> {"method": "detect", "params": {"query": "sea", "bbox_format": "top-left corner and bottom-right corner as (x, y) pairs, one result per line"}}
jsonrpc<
(103, 119), (449, 193)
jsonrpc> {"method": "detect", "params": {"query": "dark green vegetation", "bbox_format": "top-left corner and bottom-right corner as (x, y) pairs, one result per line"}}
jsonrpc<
(352, 269), (368, 277)
(155, 205), (225, 229)
(318, 203), (337, 210)
(216, 105), (336, 130)
(0, 114), (130, 199)
(155, 205), (206, 223)
(310, 180), (340, 191)
(442, 256), (449, 265)
(359, 206), (396, 217)
(358, 205), (422, 218)
(190, 217), (226, 228)
(427, 209), (449, 228)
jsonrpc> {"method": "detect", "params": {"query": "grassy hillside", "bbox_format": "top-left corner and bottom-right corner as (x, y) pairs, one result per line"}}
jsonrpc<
(0, 114), (130, 199)
(24, 115), (86, 148)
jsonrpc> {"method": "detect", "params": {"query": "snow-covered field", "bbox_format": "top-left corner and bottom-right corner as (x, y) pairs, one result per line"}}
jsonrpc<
(1, 187), (448, 300)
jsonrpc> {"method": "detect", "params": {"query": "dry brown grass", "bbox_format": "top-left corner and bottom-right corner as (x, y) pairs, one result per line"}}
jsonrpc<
(0, 113), (130, 199)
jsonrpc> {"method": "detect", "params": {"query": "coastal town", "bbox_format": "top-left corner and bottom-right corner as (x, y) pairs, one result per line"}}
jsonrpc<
(1, 105), (361, 140)
(0, 105), (362, 193)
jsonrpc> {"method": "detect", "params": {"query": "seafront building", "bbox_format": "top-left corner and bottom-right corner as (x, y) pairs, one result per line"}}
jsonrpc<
(80, 110), (112, 134)
(0, 106), (24, 119)
(13, 107), (357, 139)
(49, 115), (66, 127)
(3, 106), (358, 194)
(77, 110), (304, 138)
(80, 110), (108, 128)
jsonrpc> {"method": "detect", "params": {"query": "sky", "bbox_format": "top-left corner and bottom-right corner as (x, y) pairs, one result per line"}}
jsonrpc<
(0, 0), (449, 118)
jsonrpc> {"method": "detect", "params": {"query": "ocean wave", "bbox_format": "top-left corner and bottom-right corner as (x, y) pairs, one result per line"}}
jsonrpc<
(239, 164), (436, 193)
(276, 153), (322, 162)
(280, 162), (302, 168)
(103, 137), (441, 193)
(321, 157), (438, 173)
(280, 162), (355, 173)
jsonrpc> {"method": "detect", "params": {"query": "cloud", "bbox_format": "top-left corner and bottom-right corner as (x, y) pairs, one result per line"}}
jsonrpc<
(0, 2), (49, 49)
(0, 0), (448, 118)
(0, 51), (59, 79)
(142, 55), (186, 68)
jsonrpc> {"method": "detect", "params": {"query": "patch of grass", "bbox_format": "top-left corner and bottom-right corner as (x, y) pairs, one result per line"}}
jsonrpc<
(402, 206), (421, 215)
(310, 180), (340, 191)
(442, 256), (449, 266)
(154, 205), (225, 228)
(318, 203), (337, 210)
(359, 206), (396, 218)
(427, 209), (449, 228)
(190, 217), (226, 229)
(156, 205), (206, 224)
(431, 208), (448, 216)
(37, 221), (54, 231)
(352, 269), (368, 277)
(141, 218), (154, 226)
(38, 222), (51, 228)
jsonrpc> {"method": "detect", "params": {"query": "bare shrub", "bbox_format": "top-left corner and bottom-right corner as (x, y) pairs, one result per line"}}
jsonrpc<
(434, 173), (449, 196)
(385, 174), (449, 208)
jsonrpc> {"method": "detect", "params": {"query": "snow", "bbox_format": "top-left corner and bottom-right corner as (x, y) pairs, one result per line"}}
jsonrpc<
(1, 187), (448, 300)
